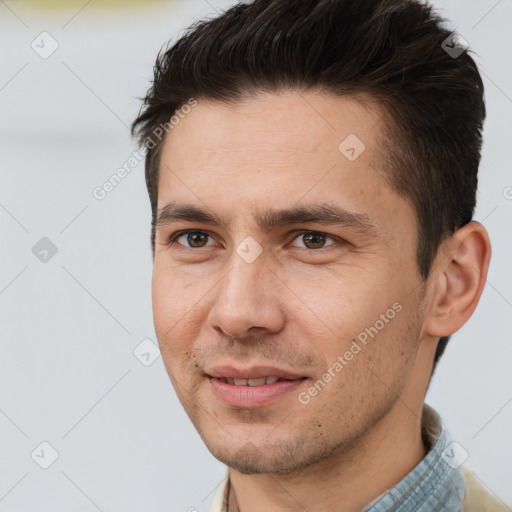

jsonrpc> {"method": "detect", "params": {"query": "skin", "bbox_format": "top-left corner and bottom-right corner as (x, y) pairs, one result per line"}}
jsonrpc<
(151, 90), (491, 512)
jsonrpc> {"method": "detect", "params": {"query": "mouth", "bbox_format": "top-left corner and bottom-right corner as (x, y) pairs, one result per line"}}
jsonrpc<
(205, 365), (308, 408)
(215, 376), (302, 386)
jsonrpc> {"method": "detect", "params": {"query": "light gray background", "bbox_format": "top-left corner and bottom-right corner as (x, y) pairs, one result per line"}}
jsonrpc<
(1, 0), (511, 510)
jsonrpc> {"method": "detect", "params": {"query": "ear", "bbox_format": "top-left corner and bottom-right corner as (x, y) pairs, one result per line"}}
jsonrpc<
(424, 222), (492, 338)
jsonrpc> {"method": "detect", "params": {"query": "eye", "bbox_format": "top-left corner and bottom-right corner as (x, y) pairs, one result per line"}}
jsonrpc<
(290, 231), (337, 249)
(166, 229), (342, 251)
(168, 230), (215, 248)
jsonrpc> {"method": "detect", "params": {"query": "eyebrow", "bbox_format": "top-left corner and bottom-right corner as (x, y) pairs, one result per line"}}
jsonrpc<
(156, 201), (378, 236)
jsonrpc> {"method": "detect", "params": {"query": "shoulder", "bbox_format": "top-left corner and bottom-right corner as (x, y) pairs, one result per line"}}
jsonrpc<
(460, 468), (511, 512)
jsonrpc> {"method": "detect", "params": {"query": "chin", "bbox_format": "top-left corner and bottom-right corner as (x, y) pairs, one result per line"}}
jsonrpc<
(202, 431), (336, 476)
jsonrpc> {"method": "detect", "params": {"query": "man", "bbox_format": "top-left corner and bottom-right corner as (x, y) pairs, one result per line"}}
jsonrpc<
(131, 0), (508, 510)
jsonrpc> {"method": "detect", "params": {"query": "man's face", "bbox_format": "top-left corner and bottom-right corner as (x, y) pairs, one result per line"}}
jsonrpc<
(152, 91), (429, 474)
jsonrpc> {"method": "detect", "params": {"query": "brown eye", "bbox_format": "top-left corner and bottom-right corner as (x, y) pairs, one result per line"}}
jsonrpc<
(292, 231), (335, 249)
(186, 231), (209, 247)
(169, 230), (214, 248)
(303, 232), (326, 248)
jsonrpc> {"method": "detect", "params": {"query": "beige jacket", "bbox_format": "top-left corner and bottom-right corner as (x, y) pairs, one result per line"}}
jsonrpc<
(460, 468), (510, 512)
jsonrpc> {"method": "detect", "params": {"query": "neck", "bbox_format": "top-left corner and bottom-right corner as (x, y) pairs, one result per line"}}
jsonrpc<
(228, 397), (428, 512)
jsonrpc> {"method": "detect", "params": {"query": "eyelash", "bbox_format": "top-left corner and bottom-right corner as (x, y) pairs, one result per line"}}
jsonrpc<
(166, 230), (343, 251)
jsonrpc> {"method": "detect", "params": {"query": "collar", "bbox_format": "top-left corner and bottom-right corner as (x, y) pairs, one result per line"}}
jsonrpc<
(210, 403), (467, 512)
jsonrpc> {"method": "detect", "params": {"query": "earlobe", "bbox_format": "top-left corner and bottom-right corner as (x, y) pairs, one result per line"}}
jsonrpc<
(424, 222), (492, 338)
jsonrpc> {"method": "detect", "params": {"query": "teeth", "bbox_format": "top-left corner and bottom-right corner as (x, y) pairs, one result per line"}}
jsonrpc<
(247, 378), (266, 386)
(223, 376), (284, 386)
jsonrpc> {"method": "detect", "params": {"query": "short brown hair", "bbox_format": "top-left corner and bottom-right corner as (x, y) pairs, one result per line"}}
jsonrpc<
(131, 0), (486, 371)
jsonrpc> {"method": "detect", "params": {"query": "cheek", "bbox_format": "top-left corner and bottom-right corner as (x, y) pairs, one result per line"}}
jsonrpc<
(296, 270), (416, 380)
(295, 268), (396, 335)
(151, 263), (202, 359)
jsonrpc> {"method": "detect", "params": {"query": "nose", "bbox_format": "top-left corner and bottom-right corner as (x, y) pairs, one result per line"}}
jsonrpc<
(208, 247), (285, 339)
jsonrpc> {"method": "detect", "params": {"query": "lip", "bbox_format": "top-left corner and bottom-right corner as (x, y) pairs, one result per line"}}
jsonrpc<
(208, 377), (307, 408)
(205, 365), (308, 408)
(206, 365), (306, 380)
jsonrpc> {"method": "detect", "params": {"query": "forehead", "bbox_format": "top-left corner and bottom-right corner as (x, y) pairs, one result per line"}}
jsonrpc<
(161, 90), (384, 165)
(156, 90), (414, 240)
